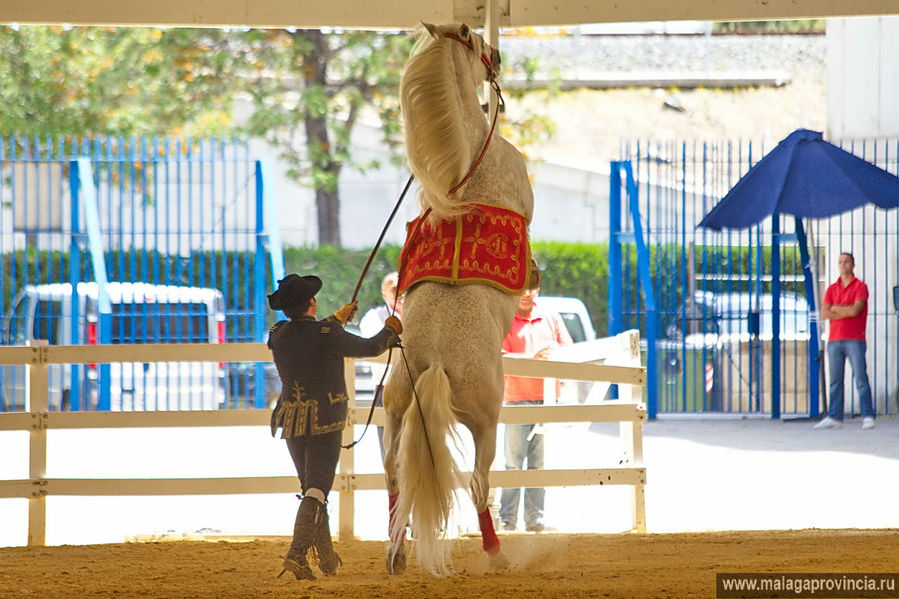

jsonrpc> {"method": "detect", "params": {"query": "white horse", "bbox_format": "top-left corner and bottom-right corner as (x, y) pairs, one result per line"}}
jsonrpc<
(382, 22), (535, 576)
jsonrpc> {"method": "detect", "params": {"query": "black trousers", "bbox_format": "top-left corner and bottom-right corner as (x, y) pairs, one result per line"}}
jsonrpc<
(285, 429), (343, 496)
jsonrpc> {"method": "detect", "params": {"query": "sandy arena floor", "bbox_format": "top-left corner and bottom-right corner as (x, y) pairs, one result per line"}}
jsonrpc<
(2, 529), (897, 598)
(4, 419), (899, 597)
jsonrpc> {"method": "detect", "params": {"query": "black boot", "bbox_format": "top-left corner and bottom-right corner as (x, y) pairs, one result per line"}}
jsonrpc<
(312, 503), (342, 576)
(277, 496), (318, 580)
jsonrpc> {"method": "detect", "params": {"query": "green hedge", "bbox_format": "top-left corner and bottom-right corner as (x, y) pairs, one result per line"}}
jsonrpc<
(287, 241), (616, 336)
(4, 242), (806, 341)
(0, 243), (628, 339)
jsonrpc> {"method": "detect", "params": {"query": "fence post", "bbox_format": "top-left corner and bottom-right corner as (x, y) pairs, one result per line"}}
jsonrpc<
(622, 162), (658, 419)
(69, 157), (84, 410)
(794, 217), (820, 418)
(619, 408), (646, 533)
(608, 162), (623, 337)
(771, 213), (782, 418)
(74, 158), (112, 410)
(338, 360), (357, 542)
(253, 162), (268, 409)
(26, 340), (49, 546)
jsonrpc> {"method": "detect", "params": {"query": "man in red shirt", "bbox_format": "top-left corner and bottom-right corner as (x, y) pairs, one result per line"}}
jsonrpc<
(499, 285), (573, 532)
(814, 252), (875, 430)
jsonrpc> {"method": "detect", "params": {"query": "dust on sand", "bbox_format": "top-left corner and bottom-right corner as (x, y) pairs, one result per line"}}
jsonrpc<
(2, 529), (896, 598)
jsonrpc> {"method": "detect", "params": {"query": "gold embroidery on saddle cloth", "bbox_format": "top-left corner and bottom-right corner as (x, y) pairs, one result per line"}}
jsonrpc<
(271, 382), (348, 438)
(398, 203), (530, 295)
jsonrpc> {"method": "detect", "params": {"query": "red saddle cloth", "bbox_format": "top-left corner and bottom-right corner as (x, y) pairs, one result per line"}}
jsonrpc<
(398, 203), (529, 295)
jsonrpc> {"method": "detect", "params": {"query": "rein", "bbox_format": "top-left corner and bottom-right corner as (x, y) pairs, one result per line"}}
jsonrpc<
(341, 206), (430, 451)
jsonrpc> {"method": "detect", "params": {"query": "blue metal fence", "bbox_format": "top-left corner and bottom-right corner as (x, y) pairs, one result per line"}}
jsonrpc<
(613, 138), (899, 418)
(0, 136), (282, 411)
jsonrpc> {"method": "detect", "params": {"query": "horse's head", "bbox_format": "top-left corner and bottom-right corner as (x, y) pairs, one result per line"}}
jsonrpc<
(419, 22), (501, 84)
(403, 22), (515, 221)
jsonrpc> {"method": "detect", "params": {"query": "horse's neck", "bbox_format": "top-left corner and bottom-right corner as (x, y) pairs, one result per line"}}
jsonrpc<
(452, 62), (489, 155)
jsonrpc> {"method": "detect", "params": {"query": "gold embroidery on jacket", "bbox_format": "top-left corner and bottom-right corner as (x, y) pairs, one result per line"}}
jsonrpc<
(271, 383), (349, 438)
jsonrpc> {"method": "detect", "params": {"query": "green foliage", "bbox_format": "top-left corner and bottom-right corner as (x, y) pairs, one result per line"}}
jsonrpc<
(4, 242), (812, 344)
(0, 26), (242, 137)
(237, 30), (414, 244)
(500, 52), (559, 154)
(282, 242), (615, 333)
(281, 244), (403, 317)
(531, 241), (611, 336)
(0, 26), (560, 247)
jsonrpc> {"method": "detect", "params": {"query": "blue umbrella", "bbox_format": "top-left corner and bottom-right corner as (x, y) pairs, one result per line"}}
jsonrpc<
(698, 128), (899, 230)
(697, 128), (899, 420)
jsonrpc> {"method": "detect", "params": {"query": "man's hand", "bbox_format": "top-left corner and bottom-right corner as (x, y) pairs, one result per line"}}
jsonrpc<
(533, 346), (554, 360)
(334, 301), (358, 325)
(384, 315), (403, 335)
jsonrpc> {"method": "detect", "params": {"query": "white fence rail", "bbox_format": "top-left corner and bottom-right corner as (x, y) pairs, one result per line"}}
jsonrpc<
(0, 331), (646, 546)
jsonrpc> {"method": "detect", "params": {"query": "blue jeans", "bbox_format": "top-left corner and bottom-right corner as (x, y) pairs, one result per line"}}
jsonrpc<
(827, 340), (875, 421)
(499, 416), (545, 529)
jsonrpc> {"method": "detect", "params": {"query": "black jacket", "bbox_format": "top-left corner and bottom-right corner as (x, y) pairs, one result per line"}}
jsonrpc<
(268, 315), (396, 438)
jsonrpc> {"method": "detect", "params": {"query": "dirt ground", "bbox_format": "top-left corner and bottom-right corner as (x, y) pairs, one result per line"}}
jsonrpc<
(2, 529), (897, 599)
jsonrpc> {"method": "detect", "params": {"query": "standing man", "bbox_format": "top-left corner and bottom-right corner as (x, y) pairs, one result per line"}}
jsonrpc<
(267, 273), (402, 580)
(499, 285), (573, 532)
(359, 272), (403, 336)
(359, 272), (403, 458)
(815, 252), (875, 430)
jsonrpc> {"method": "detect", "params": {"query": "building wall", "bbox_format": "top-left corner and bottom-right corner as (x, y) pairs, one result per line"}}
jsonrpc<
(826, 16), (899, 139)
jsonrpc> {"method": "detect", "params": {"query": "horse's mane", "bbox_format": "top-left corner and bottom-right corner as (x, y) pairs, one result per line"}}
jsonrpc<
(401, 26), (477, 221)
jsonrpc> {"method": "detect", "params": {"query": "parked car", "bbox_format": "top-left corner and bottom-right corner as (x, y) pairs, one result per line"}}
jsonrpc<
(346, 324), (379, 403)
(1, 282), (227, 412)
(225, 361), (280, 409)
(657, 291), (811, 411)
(537, 295), (597, 343)
(344, 296), (598, 406)
(694, 291), (810, 341)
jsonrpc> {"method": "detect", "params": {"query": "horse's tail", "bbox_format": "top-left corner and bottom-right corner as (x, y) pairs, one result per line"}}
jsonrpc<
(390, 363), (462, 576)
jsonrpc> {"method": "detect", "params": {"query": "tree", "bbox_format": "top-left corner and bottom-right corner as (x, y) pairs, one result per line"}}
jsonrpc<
(0, 25), (243, 137)
(0, 26), (557, 248)
(238, 29), (412, 247)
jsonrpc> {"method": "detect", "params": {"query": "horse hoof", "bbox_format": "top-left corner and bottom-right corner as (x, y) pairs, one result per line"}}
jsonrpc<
(386, 544), (407, 575)
(488, 551), (509, 571)
(278, 556), (316, 581)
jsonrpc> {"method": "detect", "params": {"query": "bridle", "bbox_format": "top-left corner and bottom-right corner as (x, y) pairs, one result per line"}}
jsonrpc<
(442, 31), (500, 82)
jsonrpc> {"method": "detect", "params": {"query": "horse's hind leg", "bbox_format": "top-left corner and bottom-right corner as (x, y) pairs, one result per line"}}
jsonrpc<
(470, 421), (509, 570)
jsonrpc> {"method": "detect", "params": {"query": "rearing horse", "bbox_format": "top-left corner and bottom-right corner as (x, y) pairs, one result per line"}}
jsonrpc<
(382, 22), (535, 576)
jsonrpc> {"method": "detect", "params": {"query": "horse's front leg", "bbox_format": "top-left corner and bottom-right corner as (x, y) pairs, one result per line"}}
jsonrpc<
(470, 421), (509, 570)
(383, 406), (407, 574)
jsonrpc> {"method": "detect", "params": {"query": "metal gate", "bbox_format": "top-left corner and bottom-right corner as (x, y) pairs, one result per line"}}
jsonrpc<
(612, 138), (899, 418)
(0, 136), (283, 411)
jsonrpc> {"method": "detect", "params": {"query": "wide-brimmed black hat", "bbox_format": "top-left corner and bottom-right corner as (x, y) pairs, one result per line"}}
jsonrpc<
(268, 274), (322, 310)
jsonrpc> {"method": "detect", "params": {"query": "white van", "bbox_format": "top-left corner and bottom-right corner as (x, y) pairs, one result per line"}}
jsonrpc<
(537, 296), (597, 343)
(0, 282), (227, 412)
(529, 295), (602, 404)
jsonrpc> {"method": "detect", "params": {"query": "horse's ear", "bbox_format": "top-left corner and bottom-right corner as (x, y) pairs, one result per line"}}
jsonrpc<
(421, 22), (439, 39)
(459, 23), (470, 39)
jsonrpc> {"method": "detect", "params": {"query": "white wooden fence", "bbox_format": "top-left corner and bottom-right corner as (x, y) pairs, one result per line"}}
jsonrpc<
(0, 331), (646, 546)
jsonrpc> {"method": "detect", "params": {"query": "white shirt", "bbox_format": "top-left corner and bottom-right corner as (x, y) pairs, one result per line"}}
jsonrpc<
(359, 305), (390, 337)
